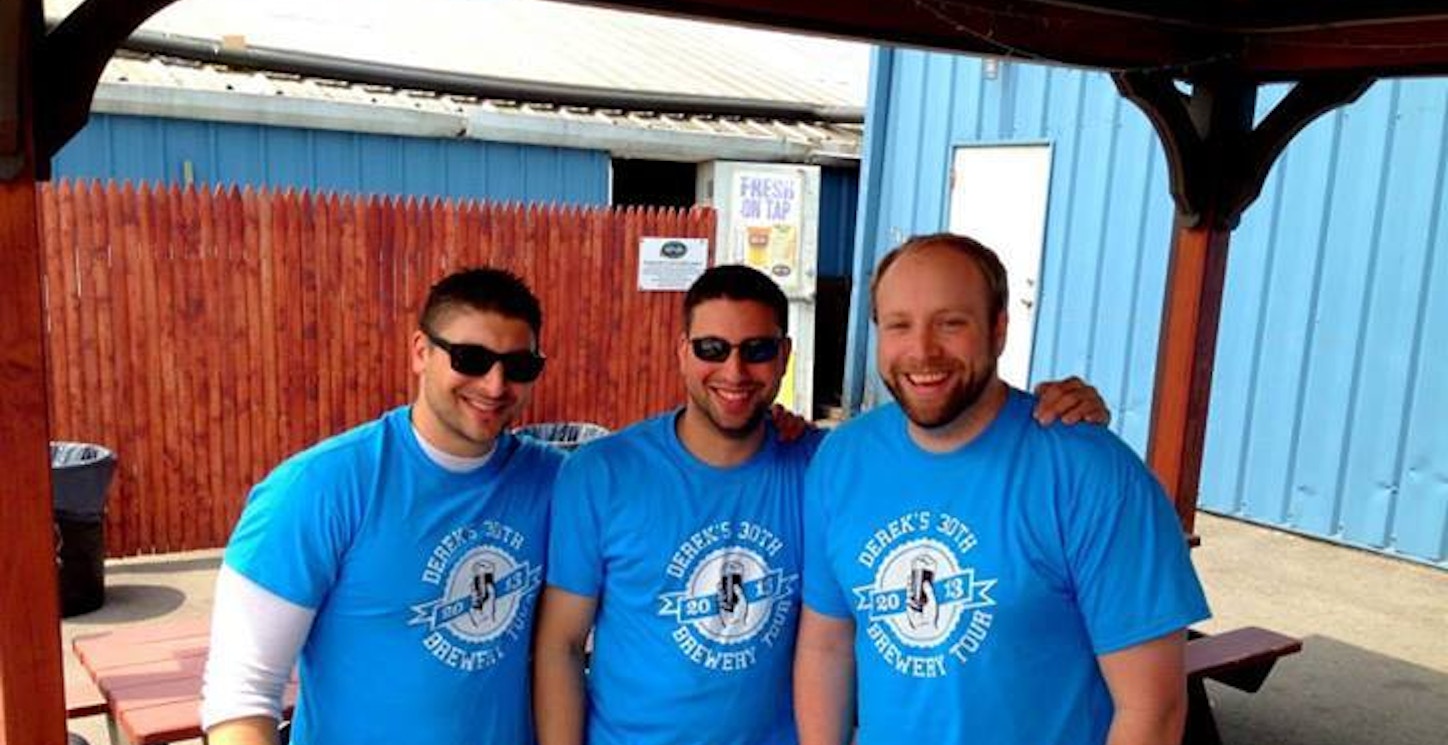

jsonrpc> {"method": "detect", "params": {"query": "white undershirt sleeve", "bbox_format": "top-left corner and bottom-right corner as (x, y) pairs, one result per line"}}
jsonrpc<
(201, 564), (316, 730)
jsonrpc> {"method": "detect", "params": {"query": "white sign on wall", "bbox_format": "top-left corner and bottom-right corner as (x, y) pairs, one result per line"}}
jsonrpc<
(637, 237), (709, 291)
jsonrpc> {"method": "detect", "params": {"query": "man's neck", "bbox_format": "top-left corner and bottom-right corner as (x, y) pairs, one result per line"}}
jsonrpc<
(907, 378), (1009, 454)
(676, 406), (766, 468)
(409, 403), (497, 460)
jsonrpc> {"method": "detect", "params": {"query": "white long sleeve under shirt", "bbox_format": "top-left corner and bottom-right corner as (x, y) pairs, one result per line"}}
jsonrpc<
(200, 421), (493, 730)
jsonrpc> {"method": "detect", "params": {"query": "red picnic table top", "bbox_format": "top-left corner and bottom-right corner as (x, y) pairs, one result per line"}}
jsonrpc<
(72, 617), (296, 745)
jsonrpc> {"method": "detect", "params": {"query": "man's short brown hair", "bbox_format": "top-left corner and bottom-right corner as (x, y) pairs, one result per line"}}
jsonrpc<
(869, 233), (1010, 320)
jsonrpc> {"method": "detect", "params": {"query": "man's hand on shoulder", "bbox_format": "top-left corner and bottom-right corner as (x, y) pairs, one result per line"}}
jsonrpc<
(770, 403), (817, 442)
(1033, 376), (1111, 426)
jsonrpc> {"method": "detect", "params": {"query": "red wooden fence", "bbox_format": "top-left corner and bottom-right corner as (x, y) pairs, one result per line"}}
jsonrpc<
(39, 181), (715, 556)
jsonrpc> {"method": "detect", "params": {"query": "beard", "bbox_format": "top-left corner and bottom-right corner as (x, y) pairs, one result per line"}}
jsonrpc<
(884, 359), (996, 430)
(687, 385), (770, 440)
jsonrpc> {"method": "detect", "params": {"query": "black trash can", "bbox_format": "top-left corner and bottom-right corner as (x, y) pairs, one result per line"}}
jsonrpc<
(51, 442), (116, 617)
(513, 422), (610, 452)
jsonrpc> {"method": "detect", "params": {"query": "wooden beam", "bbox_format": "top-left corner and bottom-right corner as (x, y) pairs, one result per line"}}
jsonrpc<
(1243, 18), (1448, 81)
(0, 2), (66, 744)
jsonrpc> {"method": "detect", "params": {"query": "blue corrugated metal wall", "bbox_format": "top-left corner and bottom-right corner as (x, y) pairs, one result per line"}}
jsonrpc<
(52, 113), (610, 204)
(818, 166), (861, 278)
(852, 47), (1448, 567)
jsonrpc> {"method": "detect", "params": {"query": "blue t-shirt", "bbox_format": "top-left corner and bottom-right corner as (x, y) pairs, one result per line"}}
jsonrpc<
(224, 406), (565, 745)
(547, 411), (823, 745)
(802, 390), (1210, 745)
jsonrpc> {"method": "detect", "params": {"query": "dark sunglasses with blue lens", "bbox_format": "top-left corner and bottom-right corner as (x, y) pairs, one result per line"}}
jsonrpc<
(689, 336), (784, 364)
(424, 330), (546, 383)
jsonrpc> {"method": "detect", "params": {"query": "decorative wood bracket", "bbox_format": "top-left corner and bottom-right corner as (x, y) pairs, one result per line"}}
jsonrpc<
(1113, 70), (1374, 230)
(33, 0), (182, 177)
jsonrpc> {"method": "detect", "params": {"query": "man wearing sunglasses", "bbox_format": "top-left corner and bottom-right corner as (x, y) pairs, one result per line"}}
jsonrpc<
(534, 265), (1110, 745)
(204, 268), (561, 745)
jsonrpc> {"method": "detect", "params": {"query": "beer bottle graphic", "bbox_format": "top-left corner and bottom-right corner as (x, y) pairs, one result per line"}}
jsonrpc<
(906, 555), (939, 630)
(470, 559), (498, 625)
(717, 558), (749, 629)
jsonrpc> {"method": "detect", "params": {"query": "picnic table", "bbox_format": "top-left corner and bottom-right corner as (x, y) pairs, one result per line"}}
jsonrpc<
(70, 618), (295, 745)
(69, 617), (1295, 745)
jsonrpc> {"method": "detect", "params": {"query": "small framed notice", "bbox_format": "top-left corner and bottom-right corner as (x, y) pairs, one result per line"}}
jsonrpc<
(638, 237), (708, 291)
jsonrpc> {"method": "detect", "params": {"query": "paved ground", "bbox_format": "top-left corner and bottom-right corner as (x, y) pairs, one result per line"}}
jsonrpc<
(61, 513), (1446, 745)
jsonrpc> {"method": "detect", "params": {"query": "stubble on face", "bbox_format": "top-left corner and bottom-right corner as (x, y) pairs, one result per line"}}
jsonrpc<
(412, 309), (537, 457)
(677, 299), (788, 458)
(873, 244), (1007, 448)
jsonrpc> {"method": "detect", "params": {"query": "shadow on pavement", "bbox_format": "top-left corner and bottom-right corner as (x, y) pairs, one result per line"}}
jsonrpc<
(63, 585), (188, 625)
(1211, 634), (1447, 745)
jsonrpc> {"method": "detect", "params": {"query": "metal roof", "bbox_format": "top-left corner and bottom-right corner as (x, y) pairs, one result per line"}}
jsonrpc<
(46, 0), (870, 106)
(94, 51), (862, 163)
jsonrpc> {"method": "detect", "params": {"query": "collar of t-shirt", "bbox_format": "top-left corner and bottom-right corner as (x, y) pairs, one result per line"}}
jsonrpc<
(410, 423), (495, 473)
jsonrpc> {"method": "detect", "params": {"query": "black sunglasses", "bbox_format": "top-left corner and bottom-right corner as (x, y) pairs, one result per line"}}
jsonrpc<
(424, 331), (546, 383)
(689, 336), (784, 364)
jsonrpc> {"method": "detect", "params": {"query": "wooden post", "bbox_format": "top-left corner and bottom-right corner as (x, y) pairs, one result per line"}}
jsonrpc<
(0, 2), (66, 742)
(1150, 215), (1232, 532)
(1115, 71), (1373, 534)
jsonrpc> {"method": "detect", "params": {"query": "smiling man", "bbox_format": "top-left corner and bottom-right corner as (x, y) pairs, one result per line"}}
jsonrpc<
(794, 234), (1210, 745)
(532, 264), (1112, 745)
(202, 268), (563, 745)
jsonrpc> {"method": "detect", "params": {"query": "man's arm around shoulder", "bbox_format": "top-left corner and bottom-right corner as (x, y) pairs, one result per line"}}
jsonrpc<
(1099, 630), (1189, 745)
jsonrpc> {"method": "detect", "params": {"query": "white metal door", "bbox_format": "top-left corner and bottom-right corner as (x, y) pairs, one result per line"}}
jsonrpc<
(946, 144), (1052, 388)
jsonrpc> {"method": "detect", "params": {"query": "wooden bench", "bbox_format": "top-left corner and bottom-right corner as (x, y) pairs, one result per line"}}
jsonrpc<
(72, 618), (296, 745)
(66, 672), (108, 719)
(1183, 626), (1302, 745)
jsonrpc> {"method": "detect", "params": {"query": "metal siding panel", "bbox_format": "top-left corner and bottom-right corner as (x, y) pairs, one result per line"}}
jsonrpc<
(1287, 90), (1394, 539)
(1392, 85), (1448, 565)
(1340, 80), (1440, 550)
(400, 138), (447, 197)
(844, 46), (895, 413)
(1011, 65), (1051, 140)
(51, 114), (114, 180)
(444, 141), (487, 201)
(309, 130), (362, 194)
(1245, 100), (1339, 526)
(106, 115), (168, 184)
(1203, 153), (1283, 518)
(486, 142), (528, 203)
(359, 134), (408, 196)
(212, 122), (267, 188)
(1118, 134), (1173, 454)
(948, 57), (986, 144)
(818, 166), (860, 278)
(520, 147), (561, 204)
(1062, 77), (1123, 384)
(1086, 94), (1156, 449)
(162, 119), (214, 186)
(1035, 69), (1091, 379)
(912, 53), (954, 230)
(262, 127), (316, 189)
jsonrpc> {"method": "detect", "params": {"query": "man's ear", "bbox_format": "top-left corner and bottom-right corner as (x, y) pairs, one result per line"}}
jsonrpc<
(410, 330), (430, 376)
(993, 310), (1009, 357)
